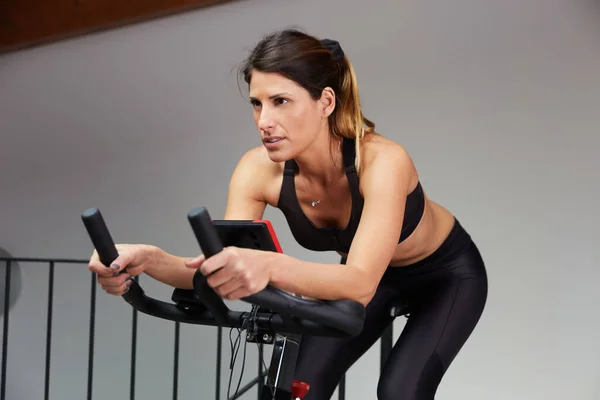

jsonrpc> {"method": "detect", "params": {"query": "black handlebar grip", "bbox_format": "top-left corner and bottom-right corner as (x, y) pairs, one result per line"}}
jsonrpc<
(187, 207), (231, 325)
(81, 208), (143, 302)
(187, 207), (224, 257)
(81, 208), (119, 267)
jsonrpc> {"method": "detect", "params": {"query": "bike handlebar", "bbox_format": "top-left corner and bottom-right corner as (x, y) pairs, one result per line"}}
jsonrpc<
(81, 207), (365, 338)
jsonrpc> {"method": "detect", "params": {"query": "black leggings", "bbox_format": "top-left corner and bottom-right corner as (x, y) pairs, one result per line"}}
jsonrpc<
(293, 219), (488, 400)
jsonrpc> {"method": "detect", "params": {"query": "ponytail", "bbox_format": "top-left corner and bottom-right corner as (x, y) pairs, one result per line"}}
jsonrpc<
(330, 57), (375, 175)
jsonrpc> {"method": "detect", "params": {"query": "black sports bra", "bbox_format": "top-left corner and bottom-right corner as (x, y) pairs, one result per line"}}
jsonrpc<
(276, 138), (425, 253)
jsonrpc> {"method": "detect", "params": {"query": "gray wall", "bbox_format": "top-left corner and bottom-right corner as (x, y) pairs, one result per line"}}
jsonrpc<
(1, 0), (599, 398)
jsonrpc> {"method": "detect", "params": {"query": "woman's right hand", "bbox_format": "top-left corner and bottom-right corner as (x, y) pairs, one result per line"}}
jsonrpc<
(88, 244), (155, 296)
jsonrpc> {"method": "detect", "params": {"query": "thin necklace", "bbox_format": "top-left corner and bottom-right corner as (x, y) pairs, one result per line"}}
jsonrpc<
(310, 139), (343, 207)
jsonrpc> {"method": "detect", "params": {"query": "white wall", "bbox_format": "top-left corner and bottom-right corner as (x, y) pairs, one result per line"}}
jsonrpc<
(1, 0), (599, 398)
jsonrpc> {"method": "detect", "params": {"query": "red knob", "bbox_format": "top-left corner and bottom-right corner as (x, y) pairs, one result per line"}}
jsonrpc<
(291, 380), (310, 399)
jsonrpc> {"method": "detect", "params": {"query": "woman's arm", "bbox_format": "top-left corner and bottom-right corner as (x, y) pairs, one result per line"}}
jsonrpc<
(222, 147), (269, 220)
(265, 144), (414, 305)
(141, 246), (197, 289)
(144, 147), (269, 288)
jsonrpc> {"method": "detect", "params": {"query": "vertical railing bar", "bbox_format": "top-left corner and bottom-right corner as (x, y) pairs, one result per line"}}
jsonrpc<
(44, 261), (55, 400)
(87, 271), (96, 400)
(173, 322), (180, 400)
(1, 260), (11, 400)
(257, 343), (263, 400)
(216, 326), (222, 400)
(130, 276), (138, 400)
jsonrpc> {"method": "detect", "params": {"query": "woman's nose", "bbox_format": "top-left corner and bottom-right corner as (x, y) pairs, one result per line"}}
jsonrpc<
(257, 110), (276, 131)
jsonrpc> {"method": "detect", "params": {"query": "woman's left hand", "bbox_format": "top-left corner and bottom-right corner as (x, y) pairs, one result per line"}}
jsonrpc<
(184, 247), (271, 300)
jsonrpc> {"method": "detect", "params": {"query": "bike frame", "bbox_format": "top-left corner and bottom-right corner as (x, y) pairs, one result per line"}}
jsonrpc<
(255, 333), (302, 400)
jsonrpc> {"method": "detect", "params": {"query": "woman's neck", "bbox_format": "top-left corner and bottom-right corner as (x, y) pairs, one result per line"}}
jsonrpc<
(293, 135), (345, 187)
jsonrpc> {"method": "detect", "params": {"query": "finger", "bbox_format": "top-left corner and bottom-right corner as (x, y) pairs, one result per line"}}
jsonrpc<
(98, 273), (131, 288)
(216, 279), (244, 299)
(107, 251), (135, 274)
(206, 266), (234, 288)
(89, 250), (133, 276)
(222, 287), (250, 301)
(89, 261), (116, 277)
(183, 254), (205, 269)
(199, 249), (231, 276)
(88, 250), (113, 277)
(103, 278), (133, 296)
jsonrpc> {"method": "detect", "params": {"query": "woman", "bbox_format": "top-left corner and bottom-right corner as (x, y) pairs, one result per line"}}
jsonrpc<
(88, 29), (488, 399)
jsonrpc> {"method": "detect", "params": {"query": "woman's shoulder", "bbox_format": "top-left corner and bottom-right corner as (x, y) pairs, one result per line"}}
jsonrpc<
(233, 145), (285, 204)
(359, 133), (416, 174)
(238, 145), (285, 174)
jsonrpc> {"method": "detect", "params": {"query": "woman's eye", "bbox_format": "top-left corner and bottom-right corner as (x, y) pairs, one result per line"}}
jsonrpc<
(274, 98), (288, 105)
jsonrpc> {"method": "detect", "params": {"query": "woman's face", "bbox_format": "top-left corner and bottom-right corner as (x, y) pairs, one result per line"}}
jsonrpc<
(248, 70), (330, 162)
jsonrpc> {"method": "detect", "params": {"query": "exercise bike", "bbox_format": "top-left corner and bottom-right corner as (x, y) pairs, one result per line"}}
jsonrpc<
(81, 207), (366, 400)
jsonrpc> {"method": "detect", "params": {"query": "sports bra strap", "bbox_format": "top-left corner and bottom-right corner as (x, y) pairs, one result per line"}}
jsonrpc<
(342, 137), (357, 174)
(340, 138), (363, 224)
(283, 160), (297, 176)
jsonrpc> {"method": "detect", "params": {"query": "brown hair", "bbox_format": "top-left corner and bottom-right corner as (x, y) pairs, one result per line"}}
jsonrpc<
(238, 29), (375, 174)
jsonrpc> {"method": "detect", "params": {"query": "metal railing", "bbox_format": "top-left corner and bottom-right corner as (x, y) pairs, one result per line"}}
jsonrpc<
(0, 257), (395, 400)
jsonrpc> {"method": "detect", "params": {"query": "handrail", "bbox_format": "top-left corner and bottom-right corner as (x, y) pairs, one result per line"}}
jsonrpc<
(0, 257), (396, 400)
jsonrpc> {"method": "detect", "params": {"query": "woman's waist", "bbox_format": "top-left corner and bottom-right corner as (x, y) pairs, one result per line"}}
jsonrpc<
(385, 200), (456, 266)
(337, 200), (459, 265)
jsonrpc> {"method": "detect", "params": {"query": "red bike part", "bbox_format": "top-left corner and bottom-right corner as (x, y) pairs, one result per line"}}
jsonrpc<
(291, 380), (310, 399)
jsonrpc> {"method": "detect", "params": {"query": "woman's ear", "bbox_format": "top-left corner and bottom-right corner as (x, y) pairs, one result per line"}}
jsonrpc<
(320, 87), (336, 117)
